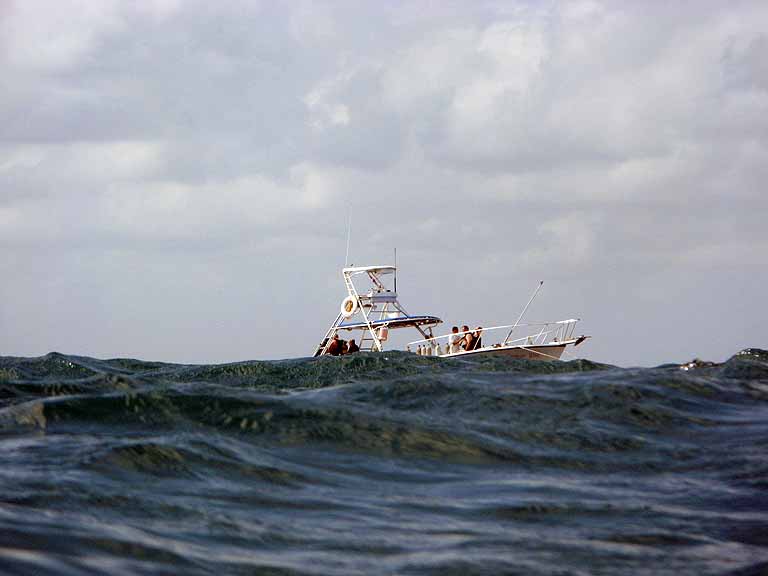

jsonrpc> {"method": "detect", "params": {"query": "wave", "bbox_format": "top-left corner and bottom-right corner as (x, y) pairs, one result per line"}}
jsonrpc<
(2, 349), (768, 575)
(2, 349), (766, 470)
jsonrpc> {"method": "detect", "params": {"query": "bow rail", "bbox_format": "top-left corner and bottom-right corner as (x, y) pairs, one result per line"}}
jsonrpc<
(407, 319), (582, 357)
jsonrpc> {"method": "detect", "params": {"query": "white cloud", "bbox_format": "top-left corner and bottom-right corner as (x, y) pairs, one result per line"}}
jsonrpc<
(1, 163), (342, 245)
(0, 141), (166, 206)
(289, 1), (336, 45)
(381, 28), (477, 111)
(304, 69), (355, 131)
(133, 0), (183, 22)
(0, 147), (45, 174)
(533, 212), (597, 266)
(0, 0), (124, 71)
(329, 104), (350, 127)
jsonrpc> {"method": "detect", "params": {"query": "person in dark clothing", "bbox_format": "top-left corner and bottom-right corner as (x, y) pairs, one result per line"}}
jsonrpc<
(346, 339), (360, 354)
(473, 327), (483, 350)
(327, 334), (342, 356)
(461, 325), (475, 351)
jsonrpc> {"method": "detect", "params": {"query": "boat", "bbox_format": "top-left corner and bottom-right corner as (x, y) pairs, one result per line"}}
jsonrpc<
(313, 265), (589, 360)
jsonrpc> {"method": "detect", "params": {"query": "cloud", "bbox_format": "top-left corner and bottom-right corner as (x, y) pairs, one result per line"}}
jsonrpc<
(0, 141), (165, 206)
(1, 157), (343, 247)
(1, 1), (766, 364)
(289, 1), (337, 45)
(0, 1), (122, 72)
(0, 0), (183, 74)
(305, 71), (354, 131)
(534, 212), (598, 266)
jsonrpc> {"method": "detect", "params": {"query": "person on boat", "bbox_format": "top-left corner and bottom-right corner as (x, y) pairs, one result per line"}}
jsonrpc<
(473, 327), (483, 350)
(327, 334), (343, 356)
(449, 326), (461, 353)
(461, 325), (476, 351)
(346, 338), (360, 354)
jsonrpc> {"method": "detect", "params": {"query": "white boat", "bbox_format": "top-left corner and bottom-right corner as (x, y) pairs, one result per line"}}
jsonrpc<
(313, 265), (589, 360)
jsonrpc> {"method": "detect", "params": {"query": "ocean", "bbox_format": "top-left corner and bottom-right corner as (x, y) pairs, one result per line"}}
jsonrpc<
(1, 349), (767, 575)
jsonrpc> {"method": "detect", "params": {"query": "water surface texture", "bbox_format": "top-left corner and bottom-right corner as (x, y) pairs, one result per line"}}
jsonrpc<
(1, 349), (767, 575)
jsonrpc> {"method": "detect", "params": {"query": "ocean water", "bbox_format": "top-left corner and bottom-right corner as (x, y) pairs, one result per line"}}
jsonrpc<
(1, 349), (767, 576)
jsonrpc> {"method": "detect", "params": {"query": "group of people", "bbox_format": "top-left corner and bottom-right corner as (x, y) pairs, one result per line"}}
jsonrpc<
(414, 325), (484, 356)
(325, 333), (360, 356)
(449, 325), (483, 353)
(326, 325), (484, 357)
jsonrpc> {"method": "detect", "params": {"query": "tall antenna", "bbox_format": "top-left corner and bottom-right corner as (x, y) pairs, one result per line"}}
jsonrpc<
(344, 208), (352, 267)
(394, 247), (397, 293)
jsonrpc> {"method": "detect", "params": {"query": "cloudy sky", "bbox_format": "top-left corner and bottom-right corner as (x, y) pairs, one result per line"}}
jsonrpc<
(1, 0), (766, 366)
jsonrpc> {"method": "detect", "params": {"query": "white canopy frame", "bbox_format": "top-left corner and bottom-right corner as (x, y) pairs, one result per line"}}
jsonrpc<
(313, 265), (442, 356)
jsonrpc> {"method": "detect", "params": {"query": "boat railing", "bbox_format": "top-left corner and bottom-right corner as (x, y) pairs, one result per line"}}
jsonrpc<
(407, 319), (580, 356)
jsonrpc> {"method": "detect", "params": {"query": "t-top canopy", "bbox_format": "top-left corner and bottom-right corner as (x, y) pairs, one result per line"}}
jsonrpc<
(338, 315), (442, 330)
(342, 265), (396, 275)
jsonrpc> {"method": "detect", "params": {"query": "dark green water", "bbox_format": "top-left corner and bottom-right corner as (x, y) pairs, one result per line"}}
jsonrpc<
(1, 349), (767, 575)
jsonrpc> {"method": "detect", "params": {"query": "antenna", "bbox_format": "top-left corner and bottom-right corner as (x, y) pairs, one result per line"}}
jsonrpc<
(394, 247), (397, 293)
(344, 208), (352, 267)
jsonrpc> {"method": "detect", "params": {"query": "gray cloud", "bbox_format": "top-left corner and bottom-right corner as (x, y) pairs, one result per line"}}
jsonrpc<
(1, 1), (767, 365)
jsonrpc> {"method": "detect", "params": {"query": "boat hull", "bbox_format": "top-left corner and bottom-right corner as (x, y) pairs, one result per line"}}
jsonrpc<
(491, 344), (566, 360)
(441, 342), (570, 361)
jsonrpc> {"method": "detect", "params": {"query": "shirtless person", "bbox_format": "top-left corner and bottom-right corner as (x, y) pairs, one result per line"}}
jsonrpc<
(347, 338), (360, 354)
(449, 326), (461, 354)
(326, 334), (343, 356)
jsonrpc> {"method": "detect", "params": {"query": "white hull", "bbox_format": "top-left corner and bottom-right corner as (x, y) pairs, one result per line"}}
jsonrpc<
(438, 340), (581, 361)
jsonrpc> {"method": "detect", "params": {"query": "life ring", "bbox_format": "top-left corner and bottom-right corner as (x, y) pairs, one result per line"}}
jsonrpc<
(340, 296), (358, 318)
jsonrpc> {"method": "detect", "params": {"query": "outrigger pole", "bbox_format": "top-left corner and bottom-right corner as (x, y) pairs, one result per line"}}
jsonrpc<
(503, 280), (544, 345)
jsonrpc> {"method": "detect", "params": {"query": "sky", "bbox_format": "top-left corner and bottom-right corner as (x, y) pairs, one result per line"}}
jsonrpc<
(1, 0), (767, 366)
